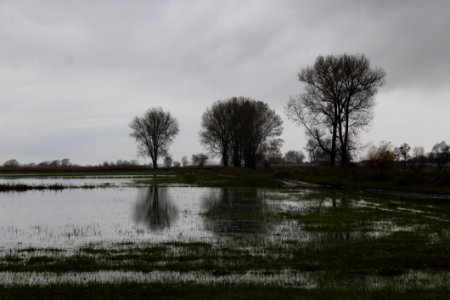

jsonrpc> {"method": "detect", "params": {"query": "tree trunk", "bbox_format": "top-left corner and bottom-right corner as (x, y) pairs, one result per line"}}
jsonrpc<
(330, 122), (337, 166)
(222, 143), (229, 167)
(232, 143), (241, 167)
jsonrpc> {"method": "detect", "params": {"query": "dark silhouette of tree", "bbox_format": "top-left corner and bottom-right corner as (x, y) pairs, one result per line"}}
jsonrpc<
(431, 141), (449, 169)
(259, 138), (283, 169)
(394, 143), (411, 169)
(3, 159), (19, 168)
(365, 141), (395, 168)
(287, 54), (385, 165)
(200, 100), (234, 166)
(284, 150), (305, 164)
(200, 97), (283, 168)
(163, 156), (173, 168)
(305, 138), (330, 163)
(192, 153), (208, 167)
(181, 156), (188, 167)
(239, 99), (283, 168)
(129, 108), (179, 169)
(412, 146), (426, 166)
(61, 158), (71, 167)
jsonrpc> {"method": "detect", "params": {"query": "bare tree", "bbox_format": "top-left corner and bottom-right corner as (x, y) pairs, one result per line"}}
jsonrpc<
(61, 158), (71, 167)
(239, 99), (283, 168)
(181, 156), (188, 167)
(431, 141), (450, 169)
(200, 97), (283, 168)
(259, 138), (283, 169)
(394, 143), (411, 169)
(200, 100), (234, 166)
(192, 153), (208, 167)
(163, 156), (173, 168)
(305, 138), (330, 163)
(287, 54), (385, 165)
(284, 150), (305, 164)
(412, 146), (425, 159)
(3, 159), (19, 168)
(365, 141), (395, 168)
(130, 108), (179, 169)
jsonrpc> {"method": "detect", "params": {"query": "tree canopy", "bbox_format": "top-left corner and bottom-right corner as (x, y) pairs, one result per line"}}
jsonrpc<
(200, 97), (283, 168)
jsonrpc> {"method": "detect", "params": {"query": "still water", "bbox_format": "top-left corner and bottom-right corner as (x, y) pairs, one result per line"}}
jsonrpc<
(1, 177), (449, 250)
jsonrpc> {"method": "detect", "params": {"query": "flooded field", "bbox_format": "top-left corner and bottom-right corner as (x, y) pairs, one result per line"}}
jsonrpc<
(1, 176), (450, 294)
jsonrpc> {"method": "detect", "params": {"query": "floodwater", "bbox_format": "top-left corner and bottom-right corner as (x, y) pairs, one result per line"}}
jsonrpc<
(1, 177), (450, 289)
(0, 177), (449, 249)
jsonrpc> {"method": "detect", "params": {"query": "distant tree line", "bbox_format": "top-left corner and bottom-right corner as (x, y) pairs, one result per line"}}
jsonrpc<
(365, 141), (450, 169)
(1, 158), (147, 168)
(127, 54), (448, 170)
(2, 158), (72, 168)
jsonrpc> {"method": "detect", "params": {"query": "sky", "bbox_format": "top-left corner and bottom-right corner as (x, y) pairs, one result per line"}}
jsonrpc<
(1, 0), (449, 165)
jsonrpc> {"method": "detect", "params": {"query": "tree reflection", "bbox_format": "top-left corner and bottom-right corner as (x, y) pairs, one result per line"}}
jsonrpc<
(133, 186), (178, 231)
(202, 188), (266, 236)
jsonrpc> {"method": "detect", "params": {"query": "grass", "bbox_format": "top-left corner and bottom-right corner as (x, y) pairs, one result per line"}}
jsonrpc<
(2, 283), (449, 300)
(2, 164), (449, 194)
(0, 183), (107, 191)
(269, 165), (450, 194)
(1, 189), (450, 275)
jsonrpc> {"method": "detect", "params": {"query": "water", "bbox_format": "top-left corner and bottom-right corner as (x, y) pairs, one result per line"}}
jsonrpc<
(0, 187), (212, 248)
(1, 180), (449, 249)
(1, 178), (450, 288)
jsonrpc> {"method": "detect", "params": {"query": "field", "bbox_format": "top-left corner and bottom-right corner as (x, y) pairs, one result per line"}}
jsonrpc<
(0, 166), (449, 299)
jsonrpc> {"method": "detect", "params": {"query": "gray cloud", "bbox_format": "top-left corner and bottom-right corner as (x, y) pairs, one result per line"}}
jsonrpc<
(1, 0), (449, 164)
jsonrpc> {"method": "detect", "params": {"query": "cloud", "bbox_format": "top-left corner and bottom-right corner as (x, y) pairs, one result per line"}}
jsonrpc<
(0, 0), (449, 164)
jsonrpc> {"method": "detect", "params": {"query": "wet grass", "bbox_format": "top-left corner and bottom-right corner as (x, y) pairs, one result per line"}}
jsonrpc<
(1, 184), (450, 297)
(2, 165), (449, 194)
(272, 165), (450, 194)
(2, 283), (449, 300)
(0, 183), (112, 192)
(2, 191), (450, 277)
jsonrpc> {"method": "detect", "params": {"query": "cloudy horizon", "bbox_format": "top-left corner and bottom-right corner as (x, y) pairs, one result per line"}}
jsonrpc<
(1, 0), (449, 165)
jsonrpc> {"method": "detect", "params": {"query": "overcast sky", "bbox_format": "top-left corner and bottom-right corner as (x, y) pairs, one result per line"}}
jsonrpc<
(1, 0), (449, 165)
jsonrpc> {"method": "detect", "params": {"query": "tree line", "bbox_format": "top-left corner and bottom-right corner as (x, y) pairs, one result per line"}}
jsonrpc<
(129, 53), (390, 169)
(4, 54), (447, 170)
(365, 140), (450, 169)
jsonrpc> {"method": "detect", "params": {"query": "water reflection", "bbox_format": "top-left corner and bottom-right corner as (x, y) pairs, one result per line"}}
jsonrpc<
(202, 189), (267, 236)
(133, 186), (178, 231)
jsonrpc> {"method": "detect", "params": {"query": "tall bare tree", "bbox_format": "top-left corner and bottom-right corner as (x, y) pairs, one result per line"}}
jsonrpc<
(129, 108), (179, 169)
(287, 54), (385, 165)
